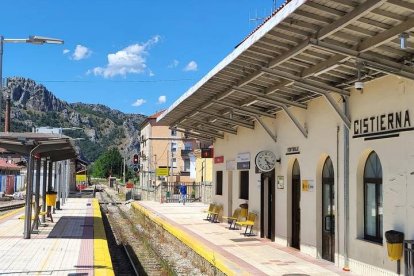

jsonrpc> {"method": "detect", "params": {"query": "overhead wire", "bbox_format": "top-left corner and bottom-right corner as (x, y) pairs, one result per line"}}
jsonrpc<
(35, 78), (195, 83)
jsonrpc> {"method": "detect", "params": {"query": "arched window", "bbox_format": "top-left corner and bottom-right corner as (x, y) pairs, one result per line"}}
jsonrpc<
(364, 151), (383, 243)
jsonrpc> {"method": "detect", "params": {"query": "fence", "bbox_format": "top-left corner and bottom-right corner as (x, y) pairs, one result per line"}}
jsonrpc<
(137, 181), (213, 204)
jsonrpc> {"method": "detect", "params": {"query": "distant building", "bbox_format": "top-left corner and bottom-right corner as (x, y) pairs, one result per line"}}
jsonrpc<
(139, 111), (200, 189)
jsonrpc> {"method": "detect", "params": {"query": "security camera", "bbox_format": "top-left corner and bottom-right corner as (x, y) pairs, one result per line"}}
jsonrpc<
(355, 81), (364, 91)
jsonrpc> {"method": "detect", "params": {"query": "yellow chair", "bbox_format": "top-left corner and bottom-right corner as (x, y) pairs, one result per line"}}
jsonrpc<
(204, 203), (215, 221)
(236, 212), (257, 236)
(222, 208), (240, 230)
(208, 204), (222, 223)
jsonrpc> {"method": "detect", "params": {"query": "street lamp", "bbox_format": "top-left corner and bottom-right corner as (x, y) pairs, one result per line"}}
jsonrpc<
(0, 35), (64, 131)
(0, 35), (64, 88)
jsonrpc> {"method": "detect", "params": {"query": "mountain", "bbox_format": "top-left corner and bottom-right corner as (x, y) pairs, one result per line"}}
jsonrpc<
(2, 77), (146, 162)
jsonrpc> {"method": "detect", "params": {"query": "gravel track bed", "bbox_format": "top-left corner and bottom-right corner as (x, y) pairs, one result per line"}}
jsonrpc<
(99, 187), (207, 276)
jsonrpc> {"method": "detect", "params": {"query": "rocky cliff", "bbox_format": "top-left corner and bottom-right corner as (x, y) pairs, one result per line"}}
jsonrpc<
(2, 77), (146, 162)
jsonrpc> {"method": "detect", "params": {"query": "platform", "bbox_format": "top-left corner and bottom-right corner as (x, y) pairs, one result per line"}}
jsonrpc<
(0, 198), (113, 275)
(133, 201), (356, 276)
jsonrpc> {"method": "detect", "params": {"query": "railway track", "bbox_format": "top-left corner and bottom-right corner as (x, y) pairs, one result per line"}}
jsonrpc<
(97, 189), (168, 276)
(0, 202), (25, 213)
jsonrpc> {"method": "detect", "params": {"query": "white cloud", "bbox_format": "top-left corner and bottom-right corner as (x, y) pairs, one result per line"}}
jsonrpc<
(184, 60), (198, 72)
(63, 49), (70, 54)
(168, 59), (179, 68)
(91, 35), (161, 78)
(72, 45), (92, 60)
(132, 99), (146, 107)
(157, 95), (167, 104)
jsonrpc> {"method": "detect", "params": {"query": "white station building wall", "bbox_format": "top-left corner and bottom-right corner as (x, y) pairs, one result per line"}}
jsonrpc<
(212, 75), (414, 276)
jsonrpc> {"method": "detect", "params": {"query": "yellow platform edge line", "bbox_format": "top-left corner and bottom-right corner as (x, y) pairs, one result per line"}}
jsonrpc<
(132, 202), (248, 276)
(93, 198), (114, 276)
(0, 206), (25, 221)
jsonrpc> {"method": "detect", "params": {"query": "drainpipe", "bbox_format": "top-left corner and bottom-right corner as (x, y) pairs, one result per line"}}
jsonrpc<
(336, 125), (340, 265)
(343, 96), (350, 271)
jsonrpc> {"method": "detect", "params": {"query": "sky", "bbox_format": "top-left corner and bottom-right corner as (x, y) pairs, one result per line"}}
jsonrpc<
(0, 0), (280, 116)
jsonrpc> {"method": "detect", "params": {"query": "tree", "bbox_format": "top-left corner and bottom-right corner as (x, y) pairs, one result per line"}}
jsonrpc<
(90, 148), (123, 178)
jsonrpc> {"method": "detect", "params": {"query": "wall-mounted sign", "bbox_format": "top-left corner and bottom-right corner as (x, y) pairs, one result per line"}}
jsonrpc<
(286, 146), (300, 155)
(353, 110), (413, 140)
(237, 152), (250, 170)
(201, 148), (214, 158)
(214, 156), (224, 164)
(277, 176), (284, 189)
(156, 167), (169, 176)
(302, 180), (315, 192)
(76, 175), (87, 182)
(226, 160), (236, 170)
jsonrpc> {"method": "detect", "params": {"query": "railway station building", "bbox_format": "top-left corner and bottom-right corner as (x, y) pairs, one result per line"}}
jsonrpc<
(157, 0), (414, 275)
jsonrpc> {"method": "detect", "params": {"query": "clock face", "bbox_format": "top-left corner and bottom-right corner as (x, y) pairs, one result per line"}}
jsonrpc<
(255, 150), (277, 172)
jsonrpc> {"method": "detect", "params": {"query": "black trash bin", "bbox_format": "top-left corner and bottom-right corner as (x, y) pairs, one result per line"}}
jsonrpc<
(385, 230), (404, 261)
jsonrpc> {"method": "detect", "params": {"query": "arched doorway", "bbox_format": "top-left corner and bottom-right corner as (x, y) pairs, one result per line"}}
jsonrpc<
(364, 151), (383, 243)
(322, 157), (335, 262)
(291, 160), (301, 249)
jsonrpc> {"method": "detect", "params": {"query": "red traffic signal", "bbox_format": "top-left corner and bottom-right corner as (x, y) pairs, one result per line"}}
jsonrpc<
(201, 148), (214, 158)
(133, 154), (139, 164)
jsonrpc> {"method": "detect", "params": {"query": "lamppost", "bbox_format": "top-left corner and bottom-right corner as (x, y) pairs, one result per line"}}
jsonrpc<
(0, 35), (64, 130)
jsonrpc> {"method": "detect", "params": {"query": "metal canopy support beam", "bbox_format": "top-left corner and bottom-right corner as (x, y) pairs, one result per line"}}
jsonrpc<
(232, 86), (307, 109)
(309, 39), (414, 80)
(323, 93), (351, 129)
(176, 124), (224, 139)
(212, 99), (275, 119)
(317, 0), (387, 38)
(188, 117), (237, 135)
(175, 128), (215, 142)
(281, 105), (308, 138)
(261, 67), (350, 96)
(196, 110), (255, 129)
(357, 14), (414, 52)
(254, 115), (277, 142)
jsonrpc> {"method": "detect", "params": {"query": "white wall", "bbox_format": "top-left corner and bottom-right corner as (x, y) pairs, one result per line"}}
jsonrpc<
(211, 75), (414, 275)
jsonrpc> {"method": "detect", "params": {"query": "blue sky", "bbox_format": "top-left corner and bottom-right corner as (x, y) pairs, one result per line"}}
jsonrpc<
(1, 0), (279, 116)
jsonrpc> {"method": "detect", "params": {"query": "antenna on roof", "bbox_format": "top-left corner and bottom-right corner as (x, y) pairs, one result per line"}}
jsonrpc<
(273, 0), (279, 13)
(249, 9), (265, 29)
(249, 0), (280, 28)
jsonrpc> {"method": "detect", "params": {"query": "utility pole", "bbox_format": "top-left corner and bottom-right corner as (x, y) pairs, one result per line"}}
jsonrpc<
(123, 155), (126, 185)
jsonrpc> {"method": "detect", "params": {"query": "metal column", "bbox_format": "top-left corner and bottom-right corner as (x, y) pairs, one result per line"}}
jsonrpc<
(56, 162), (61, 210)
(41, 159), (47, 223)
(48, 161), (53, 191)
(23, 155), (34, 239)
(33, 158), (41, 231)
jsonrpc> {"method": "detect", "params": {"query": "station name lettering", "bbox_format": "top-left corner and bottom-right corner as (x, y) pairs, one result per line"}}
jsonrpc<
(353, 110), (411, 135)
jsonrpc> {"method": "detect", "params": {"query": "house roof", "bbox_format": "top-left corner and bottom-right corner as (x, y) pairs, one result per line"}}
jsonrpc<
(157, 0), (414, 141)
(0, 160), (21, 171)
(139, 110), (166, 129)
(148, 110), (166, 119)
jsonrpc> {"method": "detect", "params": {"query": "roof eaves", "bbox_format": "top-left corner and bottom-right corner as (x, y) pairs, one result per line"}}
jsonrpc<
(157, 0), (307, 124)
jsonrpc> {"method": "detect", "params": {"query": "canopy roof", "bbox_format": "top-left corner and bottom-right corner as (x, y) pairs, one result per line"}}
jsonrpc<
(158, 0), (414, 141)
(0, 132), (78, 161)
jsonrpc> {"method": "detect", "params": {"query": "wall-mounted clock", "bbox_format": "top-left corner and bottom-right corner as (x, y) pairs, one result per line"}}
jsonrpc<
(255, 150), (277, 172)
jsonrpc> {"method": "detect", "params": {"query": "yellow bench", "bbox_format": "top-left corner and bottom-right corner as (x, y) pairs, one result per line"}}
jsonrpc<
(235, 212), (257, 236)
